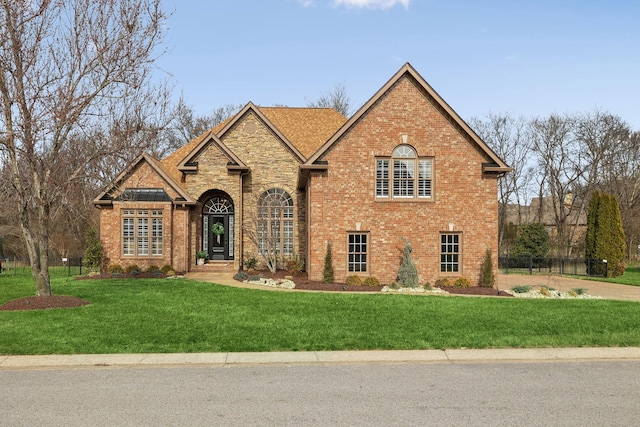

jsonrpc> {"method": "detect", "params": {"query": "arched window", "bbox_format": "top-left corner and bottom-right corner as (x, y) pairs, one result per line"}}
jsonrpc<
(376, 145), (432, 199)
(258, 189), (294, 256)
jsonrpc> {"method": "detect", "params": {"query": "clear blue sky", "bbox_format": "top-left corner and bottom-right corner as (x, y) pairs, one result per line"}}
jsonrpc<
(156, 0), (640, 129)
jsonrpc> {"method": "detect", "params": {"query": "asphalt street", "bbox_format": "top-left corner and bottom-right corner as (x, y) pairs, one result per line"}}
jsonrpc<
(2, 360), (639, 426)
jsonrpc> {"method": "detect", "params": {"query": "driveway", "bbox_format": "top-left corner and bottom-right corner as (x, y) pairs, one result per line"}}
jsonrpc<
(498, 273), (640, 301)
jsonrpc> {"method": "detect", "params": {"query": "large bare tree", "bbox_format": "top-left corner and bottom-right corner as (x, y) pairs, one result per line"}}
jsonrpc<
(0, 0), (167, 295)
(307, 82), (351, 117)
(470, 113), (532, 253)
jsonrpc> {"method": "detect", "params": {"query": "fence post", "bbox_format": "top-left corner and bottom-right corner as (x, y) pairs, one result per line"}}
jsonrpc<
(528, 255), (532, 275)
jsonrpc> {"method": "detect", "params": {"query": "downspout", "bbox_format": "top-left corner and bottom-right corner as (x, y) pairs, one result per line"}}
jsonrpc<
(239, 170), (249, 270)
(170, 202), (174, 270)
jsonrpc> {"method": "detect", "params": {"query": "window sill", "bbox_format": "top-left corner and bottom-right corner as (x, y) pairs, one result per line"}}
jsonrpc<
(375, 197), (433, 203)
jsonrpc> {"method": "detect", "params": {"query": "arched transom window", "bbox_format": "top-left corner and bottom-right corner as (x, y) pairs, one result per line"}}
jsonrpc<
(203, 196), (234, 214)
(258, 188), (294, 256)
(376, 145), (433, 199)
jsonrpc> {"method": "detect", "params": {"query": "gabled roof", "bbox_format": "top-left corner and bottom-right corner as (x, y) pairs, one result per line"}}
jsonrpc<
(304, 63), (511, 174)
(93, 153), (196, 206)
(215, 102), (309, 163)
(161, 118), (231, 183)
(164, 104), (347, 177)
(175, 129), (249, 175)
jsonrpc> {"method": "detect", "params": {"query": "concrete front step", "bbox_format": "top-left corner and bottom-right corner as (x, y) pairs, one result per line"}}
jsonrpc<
(190, 261), (236, 273)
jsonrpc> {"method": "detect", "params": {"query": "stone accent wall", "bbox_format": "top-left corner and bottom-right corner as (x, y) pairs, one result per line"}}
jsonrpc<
(181, 141), (242, 269)
(307, 76), (499, 285)
(221, 113), (306, 269)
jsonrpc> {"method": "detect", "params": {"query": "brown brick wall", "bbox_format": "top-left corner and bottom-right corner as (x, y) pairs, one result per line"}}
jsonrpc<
(307, 76), (499, 285)
(98, 161), (190, 272)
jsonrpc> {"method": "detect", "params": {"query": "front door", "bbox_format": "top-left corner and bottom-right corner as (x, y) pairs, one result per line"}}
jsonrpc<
(208, 215), (228, 260)
(202, 194), (234, 261)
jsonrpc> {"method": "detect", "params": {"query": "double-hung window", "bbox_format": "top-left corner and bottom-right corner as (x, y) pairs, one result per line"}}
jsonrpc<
(348, 233), (368, 273)
(376, 145), (432, 200)
(122, 209), (163, 257)
(440, 233), (460, 273)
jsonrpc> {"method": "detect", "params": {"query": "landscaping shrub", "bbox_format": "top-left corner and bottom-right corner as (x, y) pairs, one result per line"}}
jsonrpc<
(453, 277), (472, 288)
(435, 278), (451, 287)
(540, 286), (551, 296)
(322, 242), (335, 283)
(572, 287), (587, 295)
(511, 285), (531, 294)
(423, 282), (432, 291)
(125, 264), (141, 276)
(286, 254), (304, 274)
(243, 254), (258, 270)
(362, 276), (380, 287)
(397, 240), (419, 288)
(107, 263), (124, 275)
(160, 264), (174, 274)
(146, 265), (161, 276)
(84, 226), (105, 273)
(480, 248), (495, 288)
(345, 275), (362, 286)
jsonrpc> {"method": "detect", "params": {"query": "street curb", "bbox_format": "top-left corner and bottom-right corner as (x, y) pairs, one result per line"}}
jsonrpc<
(2, 347), (640, 369)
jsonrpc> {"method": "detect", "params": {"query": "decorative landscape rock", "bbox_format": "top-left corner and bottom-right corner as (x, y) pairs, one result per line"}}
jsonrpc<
(509, 288), (602, 299)
(245, 277), (296, 289)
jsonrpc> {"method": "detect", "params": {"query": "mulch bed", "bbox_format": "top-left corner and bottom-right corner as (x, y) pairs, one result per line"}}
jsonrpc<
(245, 271), (513, 296)
(0, 295), (91, 311)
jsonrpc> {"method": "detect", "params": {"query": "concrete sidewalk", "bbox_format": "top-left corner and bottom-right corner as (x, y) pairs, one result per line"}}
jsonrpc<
(2, 347), (640, 369)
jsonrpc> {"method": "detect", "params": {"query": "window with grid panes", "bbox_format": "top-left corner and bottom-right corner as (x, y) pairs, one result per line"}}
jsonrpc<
(122, 209), (163, 257)
(376, 145), (432, 200)
(258, 189), (294, 256)
(440, 233), (460, 272)
(348, 233), (368, 272)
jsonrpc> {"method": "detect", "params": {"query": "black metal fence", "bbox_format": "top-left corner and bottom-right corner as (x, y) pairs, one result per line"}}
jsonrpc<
(499, 255), (608, 277)
(0, 257), (85, 277)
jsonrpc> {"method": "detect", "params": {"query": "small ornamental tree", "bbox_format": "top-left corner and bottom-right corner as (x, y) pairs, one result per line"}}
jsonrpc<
(322, 242), (334, 283)
(398, 240), (419, 288)
(84, 227), (104, 273)
(480, 248), (495, 288)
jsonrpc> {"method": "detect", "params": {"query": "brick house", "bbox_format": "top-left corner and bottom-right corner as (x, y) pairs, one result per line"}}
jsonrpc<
(94, 63), (510, 285)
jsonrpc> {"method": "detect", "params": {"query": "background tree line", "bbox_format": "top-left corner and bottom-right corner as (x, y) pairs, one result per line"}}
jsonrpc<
(470, 111), (639, 261)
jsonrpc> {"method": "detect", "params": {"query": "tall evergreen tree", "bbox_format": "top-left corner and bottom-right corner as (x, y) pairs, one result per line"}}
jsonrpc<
(585, 190), (601, 273)
(586, 191), (626, 277)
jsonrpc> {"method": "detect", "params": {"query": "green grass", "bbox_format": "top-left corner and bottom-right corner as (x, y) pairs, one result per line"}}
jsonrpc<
(576, 265), (640, 286)
(2, 273), (640, 355)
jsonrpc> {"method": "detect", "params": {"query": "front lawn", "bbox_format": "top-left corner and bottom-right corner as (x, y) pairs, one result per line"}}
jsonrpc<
(1, 274), (640, 355)
(577, 265), (640, 286)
